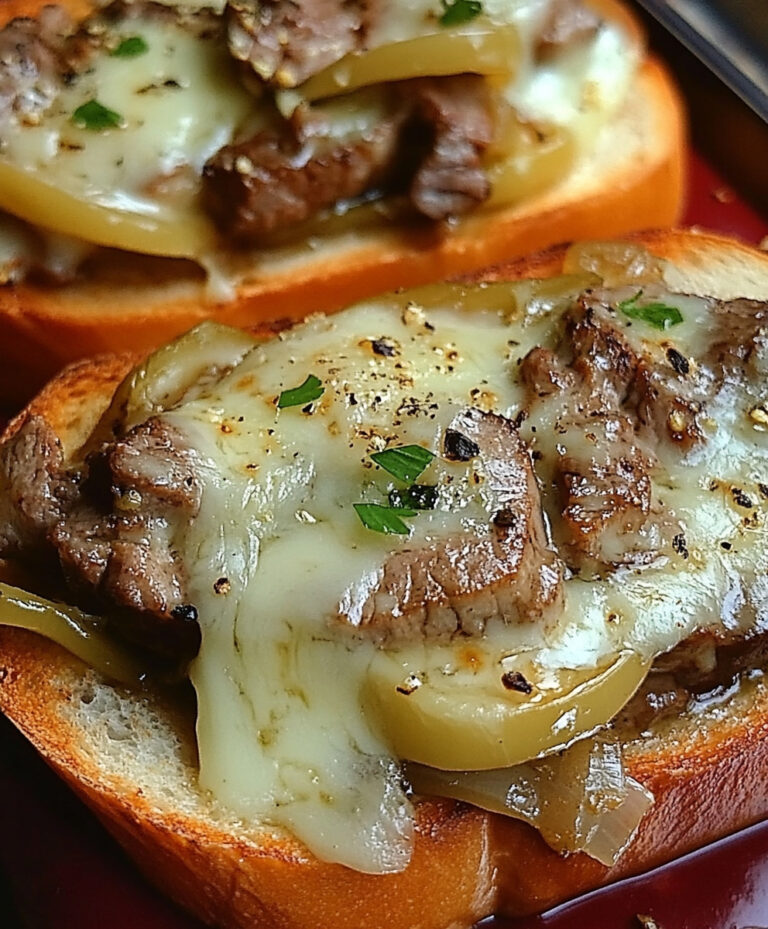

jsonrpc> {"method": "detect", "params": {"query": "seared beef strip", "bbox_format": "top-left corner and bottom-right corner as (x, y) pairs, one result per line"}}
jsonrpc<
(0, 1), (496, 241)
(707, 297), (768, 374)
(203, 102), (406, 241)
(226, 0), (380, 88)
(204, 73), (494, 241)
(0, 414), (202, 658)
(0, 6), (76, 124)
(619, 628), (768, 734)
(339, 408), (563, 643)
(0, 415), (77, 554)
(575, 291), (707, 451)
(408, 75), (494, 221)
(520, 288), (768, 575)
(520, 293), (692, 573)
(554, 414), (659, 572)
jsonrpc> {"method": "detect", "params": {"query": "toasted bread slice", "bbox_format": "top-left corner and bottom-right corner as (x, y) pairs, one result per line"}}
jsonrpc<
(0, 0), (685, 407)
(1, 229), (768, 928)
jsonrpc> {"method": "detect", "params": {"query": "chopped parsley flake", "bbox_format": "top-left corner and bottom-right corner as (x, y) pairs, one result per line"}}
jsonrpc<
(389, 484), (439, 510)
(71, 99), (123, 131)
(111, 36), (149, 57)
(439, 0), (483, 26)
(619, 291), (683, 330)
(371, 444), (435, 483)
(277, 374), (324, 409)
(354, 503), (418, 535)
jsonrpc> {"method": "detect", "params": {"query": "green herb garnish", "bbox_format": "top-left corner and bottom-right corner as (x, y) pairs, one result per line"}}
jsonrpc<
(111, 36), (149, 57)
(370, 445), (435, 483)
(389, 484), (439, 511)
(439, 0), (482, 26)
(71, 99), (123, 131)
(354, 503), (418, 535)
(277, 374), (324, 409)
(618, 291), (683, 330)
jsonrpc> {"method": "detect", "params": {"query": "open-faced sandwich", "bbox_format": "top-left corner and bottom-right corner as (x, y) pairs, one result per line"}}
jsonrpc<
(0, 0), (684, 404)
(1, 229), (768, 928)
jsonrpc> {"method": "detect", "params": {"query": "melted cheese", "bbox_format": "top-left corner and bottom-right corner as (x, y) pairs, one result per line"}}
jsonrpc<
(0, 15), (254, 255)
(123, 270), (768, 872)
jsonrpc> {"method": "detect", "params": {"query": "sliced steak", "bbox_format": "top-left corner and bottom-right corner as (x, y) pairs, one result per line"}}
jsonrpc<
(522, 288), (768, 573)
(204, 72), (495, 240)
(0, 6), (76, 124)
(575, 291), (706, 451)
(554, 413), (659, 572)
(0, 415), (202, 659)
(407, 75), (494, 220)
(339, 408), (563, 644)
(619, 628), (768, 733)
(203, 105), (404, 241)
(707, 297), (768, 375)
(628, 352), (705, 452)
(0, 415), (77, 554)
(226, 0), (380, 88)
(0, 1), (222, 126)
(520, 294), (688, 573)
(108, 418), (203, 510)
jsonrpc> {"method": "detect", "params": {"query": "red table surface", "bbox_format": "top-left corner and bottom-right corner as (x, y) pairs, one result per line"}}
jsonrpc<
(0, 149), (767, 929)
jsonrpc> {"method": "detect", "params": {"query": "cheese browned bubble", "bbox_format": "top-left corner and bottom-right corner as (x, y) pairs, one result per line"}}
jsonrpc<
(0, 0), (639, 277)
(73, 252), (767, 875)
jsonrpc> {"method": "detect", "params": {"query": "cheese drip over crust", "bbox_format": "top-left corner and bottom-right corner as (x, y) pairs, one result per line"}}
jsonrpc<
(114, 261), (768, 872)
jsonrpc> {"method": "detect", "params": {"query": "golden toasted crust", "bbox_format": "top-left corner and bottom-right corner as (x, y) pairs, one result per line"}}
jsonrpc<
(2, 230), (768, 928)
(0, 0), (685, 407)
(0, 0), (93, 16)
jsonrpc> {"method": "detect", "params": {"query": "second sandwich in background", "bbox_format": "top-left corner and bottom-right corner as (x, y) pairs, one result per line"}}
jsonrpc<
(0, 0), (685, 404)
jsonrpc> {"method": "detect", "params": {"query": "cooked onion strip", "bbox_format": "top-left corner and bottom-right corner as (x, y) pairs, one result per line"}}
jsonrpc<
(388, 272), (600, 317)
(408, 737), (653, 865)
(563, 240), (666, 286)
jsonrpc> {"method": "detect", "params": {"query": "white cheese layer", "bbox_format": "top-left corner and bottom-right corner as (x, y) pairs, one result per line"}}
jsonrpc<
(133, 271), (768, 872)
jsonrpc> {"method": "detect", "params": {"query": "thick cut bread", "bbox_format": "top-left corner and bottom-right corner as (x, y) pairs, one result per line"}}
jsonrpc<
(0, 0), (685, 407)
(1, 229), (768, 928)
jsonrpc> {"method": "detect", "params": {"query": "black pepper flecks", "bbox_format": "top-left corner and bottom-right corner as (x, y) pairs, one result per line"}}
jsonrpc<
(444, 429), (480, 461)
(370, 337), (398, 357)
(396, 675), (421, 696)
(171, 603), (198, 623)
(666, 347), (690, 376)
(501, 670), (533, 694)
(672, 532), (689, 559)
(732, 487), (755, 508)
